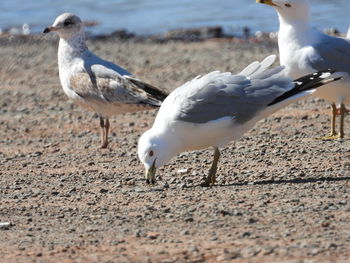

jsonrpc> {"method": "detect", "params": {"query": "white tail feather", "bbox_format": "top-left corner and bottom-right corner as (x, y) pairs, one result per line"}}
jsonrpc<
(250, 55), (276, 77)
(239, 55), (276, 78)
(239, 61), (260, 77)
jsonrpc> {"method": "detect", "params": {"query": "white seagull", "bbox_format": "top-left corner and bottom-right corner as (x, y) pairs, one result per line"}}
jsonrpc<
(138, 55), (343, 186)
(257, 0), (350, 139)
(44, 13), (167, 148)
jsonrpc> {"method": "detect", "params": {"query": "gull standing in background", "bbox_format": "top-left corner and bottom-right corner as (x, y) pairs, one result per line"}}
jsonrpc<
(44, 13), (167, 148)
(138, 55), (343, 186)
(257, 0), (350, 139)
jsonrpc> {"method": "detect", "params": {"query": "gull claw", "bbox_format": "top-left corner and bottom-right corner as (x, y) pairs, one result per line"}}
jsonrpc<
(316, 133), (341, 140)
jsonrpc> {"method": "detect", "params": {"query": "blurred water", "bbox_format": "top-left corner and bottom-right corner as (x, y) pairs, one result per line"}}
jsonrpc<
(0, 0), (349, 35)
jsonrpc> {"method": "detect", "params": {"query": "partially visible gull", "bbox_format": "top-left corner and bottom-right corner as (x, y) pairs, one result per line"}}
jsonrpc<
(257, 0), (350, 139)
(138, 55), (343, 186)
(44, 13), (167, 148)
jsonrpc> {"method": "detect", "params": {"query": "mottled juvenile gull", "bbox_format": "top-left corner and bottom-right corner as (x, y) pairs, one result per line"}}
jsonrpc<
(138, 55), (343, 186)
(257, 0), (350, 139)
(44, 13), (167, 148)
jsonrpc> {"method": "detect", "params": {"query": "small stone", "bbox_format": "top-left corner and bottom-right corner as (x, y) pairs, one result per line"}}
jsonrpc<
(216, 255), (227, 261)
(163, 207), (171, 213)
(210, 236), (218, 241)
(181, 230), (190, 235)
(248, 218), (258, 224)
(135, 230), (142, 238)
(338, 200), (347, 205)
(219, 210), (231, 216)
(177, 168), (189, 175)
(232, 210), (243, 216)
(321, 221), (330, 227)
(169, 178), (177, 184)
(309, 248), (320, 256)
(0, 222), (11, 230)
(189, 245), (199, 253)
(151, 187), (164, 192)
(135, 188), (145, 193)
(327, 243), (338, 250)
(147, 232), (160, 240)
(217, 251), (241, 261)
(125, 180), (136, 186)
(242, 231), (251, 238)
(263, 247), (275, 255)
(179, 183), (187, 189)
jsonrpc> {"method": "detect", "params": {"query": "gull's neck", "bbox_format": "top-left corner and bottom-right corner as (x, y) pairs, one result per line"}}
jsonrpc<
(278, 12), (312, 47)
(58, 32), (88, 67)
(150, 127), (183, 166)
(277, 10), (319, 78)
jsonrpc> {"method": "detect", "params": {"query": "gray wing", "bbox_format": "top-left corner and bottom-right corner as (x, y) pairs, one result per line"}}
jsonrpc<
(308, 34), (350, 74)
(85, 51), (132, 77)
(70, 71), (165, 107)
(174, 70), (292, 124)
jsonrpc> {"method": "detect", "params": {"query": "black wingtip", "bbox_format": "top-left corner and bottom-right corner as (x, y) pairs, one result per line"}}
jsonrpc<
(267, 69), (341, 106)
(127, 77), (169, 103)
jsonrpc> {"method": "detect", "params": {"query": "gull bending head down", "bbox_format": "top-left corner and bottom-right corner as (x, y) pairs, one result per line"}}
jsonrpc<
(138, 55), (343, 186)
(44, 13), (167, 148)
(256, 0), (350, 139)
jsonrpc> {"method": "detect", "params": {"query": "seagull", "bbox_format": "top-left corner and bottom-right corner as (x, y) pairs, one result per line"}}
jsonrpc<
(256, 0), (350, 139)
(138, 55), (343, 186)
(43, 13), (167, 148)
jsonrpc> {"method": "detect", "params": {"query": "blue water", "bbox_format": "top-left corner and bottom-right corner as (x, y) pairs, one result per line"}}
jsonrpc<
(0, 0), (349, 35)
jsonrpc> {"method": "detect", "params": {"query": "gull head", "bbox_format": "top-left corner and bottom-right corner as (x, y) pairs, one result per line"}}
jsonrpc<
(138, 129), (176, 185)
(256, 0), (310, 24)
(43, 13), (84, 40)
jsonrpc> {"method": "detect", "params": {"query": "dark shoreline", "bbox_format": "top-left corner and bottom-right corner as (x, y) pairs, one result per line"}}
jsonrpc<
(1, 25), (346, 47)
(0, 25), (277, 47)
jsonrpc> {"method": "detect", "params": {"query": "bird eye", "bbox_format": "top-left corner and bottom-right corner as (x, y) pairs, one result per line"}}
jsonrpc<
(149, 150), (154, 157)
(64, 20), (72, 26)
(285, 3), (291, 7)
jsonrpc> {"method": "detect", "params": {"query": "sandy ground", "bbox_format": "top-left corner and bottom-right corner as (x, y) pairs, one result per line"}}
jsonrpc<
(0, 35), (350, 263)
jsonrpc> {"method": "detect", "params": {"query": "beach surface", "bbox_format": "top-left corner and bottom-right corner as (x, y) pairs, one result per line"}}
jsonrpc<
(0, 35), (350, 263)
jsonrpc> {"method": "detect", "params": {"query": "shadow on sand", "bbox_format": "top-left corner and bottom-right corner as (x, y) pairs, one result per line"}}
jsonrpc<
(218, 175), (350, 187)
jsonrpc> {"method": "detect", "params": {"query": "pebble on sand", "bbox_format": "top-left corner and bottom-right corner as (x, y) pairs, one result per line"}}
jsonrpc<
(0, 222), (11, 230)
(177, 168), (189, 175)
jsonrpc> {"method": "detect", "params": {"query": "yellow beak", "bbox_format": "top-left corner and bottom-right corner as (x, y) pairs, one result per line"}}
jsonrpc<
(145, 160), (156, 185)
(256, 0), (277, 6)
